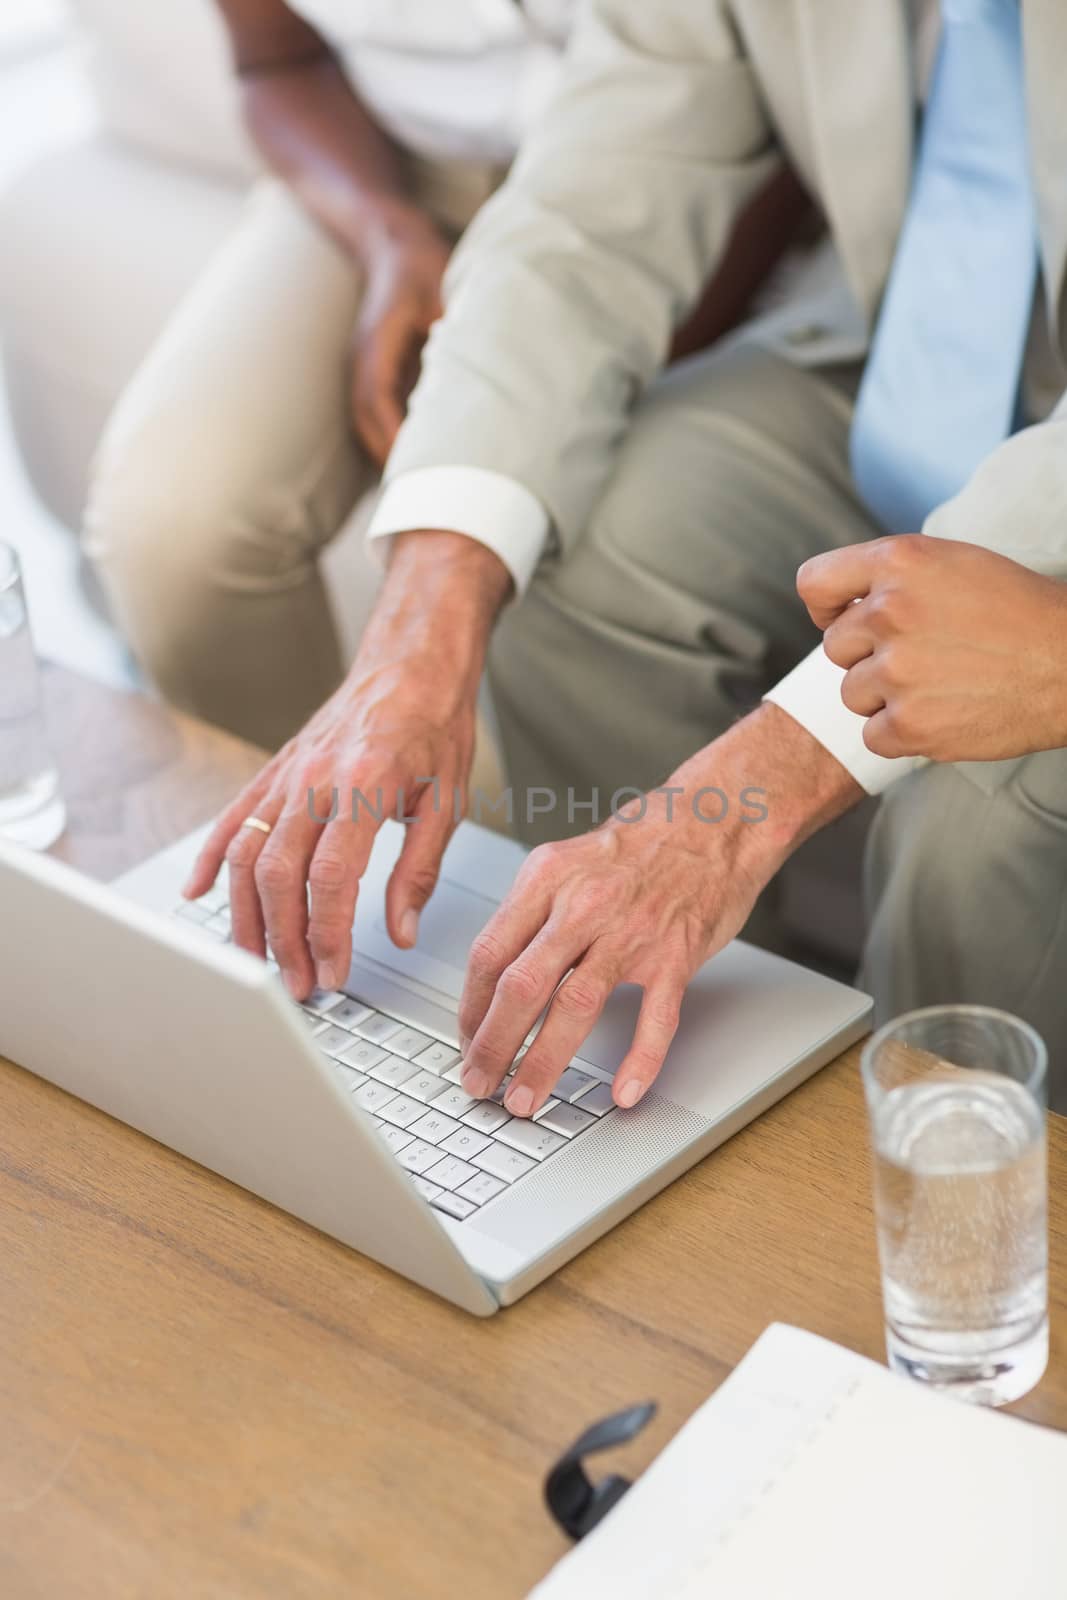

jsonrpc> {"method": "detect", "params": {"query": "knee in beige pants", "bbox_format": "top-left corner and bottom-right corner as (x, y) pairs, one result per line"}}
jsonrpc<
(84, 156), (505, 748)
(84, 182), (370, 747)
(86, 410), (363, 746)
(863, 753), (1067, 1110)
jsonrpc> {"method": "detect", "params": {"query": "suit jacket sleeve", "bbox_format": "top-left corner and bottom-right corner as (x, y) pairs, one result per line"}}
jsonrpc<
(383, 0), (779, 554)
(924, 391), (1067, 576)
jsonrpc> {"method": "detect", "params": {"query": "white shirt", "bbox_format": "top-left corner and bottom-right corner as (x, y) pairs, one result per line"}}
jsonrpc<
(290, 0), (575, 164)
(366, 0), (946, 797)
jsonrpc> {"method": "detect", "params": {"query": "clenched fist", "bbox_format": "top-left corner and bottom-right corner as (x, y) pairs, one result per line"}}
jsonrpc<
(799, 535), (1067, 763)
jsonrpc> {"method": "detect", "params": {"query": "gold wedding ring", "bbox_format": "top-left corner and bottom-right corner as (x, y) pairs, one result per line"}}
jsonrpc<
(241, 816), (272, 836)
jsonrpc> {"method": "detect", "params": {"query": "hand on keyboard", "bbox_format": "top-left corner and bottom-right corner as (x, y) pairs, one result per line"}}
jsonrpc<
(302, 988), (616, 1220)
(454, 717), (829, 1119)
(179, 530), (510, 999)
(171, 899), (619, 1221)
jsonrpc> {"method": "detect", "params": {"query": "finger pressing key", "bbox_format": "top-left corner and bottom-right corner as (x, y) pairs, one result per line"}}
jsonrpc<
(503, 958), (614, 1119)
(254, 806), (322, 998)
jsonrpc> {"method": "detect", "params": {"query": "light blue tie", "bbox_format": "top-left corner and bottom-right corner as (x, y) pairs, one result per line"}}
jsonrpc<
(850, 0), (1039, 533)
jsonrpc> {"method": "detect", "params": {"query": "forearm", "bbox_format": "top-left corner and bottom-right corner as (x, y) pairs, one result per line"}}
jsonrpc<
(352, 531), (513, 696)
(238, 53), (418, 261)
(666, 703), (864, 881)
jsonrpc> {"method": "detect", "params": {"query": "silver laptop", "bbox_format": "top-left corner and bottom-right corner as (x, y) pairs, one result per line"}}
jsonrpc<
(0, 818), (870, 1314)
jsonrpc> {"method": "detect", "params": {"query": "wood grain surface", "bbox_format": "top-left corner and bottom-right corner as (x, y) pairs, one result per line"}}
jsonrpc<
(0, 669), (1063, 1598)
(41, 664), (264, 881)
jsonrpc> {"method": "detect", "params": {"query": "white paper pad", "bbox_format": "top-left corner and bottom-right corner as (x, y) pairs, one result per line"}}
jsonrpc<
(531, 1324), (1067, 1599)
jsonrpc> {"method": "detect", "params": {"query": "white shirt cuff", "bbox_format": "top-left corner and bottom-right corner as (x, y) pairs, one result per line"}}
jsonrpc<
(763, 646), (927, 795)
(366, 466), (550, 595)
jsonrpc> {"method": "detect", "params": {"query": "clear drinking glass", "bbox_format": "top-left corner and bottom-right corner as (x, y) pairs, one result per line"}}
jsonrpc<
(862, 1005), (1048, 1406)
(0, 541), (66, 849)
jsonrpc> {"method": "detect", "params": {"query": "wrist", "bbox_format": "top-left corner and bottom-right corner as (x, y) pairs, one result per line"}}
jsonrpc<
(352, 530), (511, 703)
(345, 196), (442, 271)
(386, 529), (513, 623)
(662, 703), (864, 876)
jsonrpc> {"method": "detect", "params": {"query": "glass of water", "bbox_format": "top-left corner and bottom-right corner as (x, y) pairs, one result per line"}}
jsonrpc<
(0, 541), (66, 850)
(862, 1005), (1048, 1406)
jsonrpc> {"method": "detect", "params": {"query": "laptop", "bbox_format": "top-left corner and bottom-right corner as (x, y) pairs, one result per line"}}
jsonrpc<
(0, 818), (871, 1314)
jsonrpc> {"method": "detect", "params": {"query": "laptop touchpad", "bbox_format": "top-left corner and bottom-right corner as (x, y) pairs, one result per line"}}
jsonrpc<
(370, 878), (499, 994)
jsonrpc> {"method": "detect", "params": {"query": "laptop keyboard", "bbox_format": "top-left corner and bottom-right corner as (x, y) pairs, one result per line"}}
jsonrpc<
(172, 892), (616, 1223)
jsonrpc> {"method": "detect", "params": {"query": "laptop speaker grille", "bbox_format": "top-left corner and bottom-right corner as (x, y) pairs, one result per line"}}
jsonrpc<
(470, 1092), (711, 1243)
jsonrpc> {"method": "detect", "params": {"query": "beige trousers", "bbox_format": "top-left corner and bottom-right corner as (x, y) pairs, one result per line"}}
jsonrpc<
(85, 163), (501, 751)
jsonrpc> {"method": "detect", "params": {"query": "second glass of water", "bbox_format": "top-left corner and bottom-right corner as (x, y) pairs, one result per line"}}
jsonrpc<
(862, 1005), (1047, 1406)
(0, 541), (65, 850)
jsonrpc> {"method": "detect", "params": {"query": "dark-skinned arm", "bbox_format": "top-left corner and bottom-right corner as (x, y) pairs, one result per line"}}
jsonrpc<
(213, 0), (451, 461)
(215, 0), (412, 252)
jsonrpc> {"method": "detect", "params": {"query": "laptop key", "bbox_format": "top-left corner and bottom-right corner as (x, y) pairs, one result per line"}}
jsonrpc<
(377, 1094), (425, 1129)
(440, 1059), (467, 1086)
(387, 1026), (435, 1060)
(551, 1066), (600, 1103)
(413, 1042), (461, 1074)
(408, 1109), (462, 1145)
(536, 1102), (597, 1138)
(376, 1124), (415, 1154)
(353, 1081), (399, 1114)
(458, 1172), (506, 1206)
(316, 1025), (358, 1060)
(397, 1139), (442, 1175)
(495, 1120), (568, 1161)
(301, 1011), (328, 1033)
(303, 989), (346, 1016)
(368, 1054), (419, 1089)
(173, 901), (214, 925)
(574, 1081), (615, 1116)
(329, 998), (373, 1030)
(424, 1155), (479, 1192)
(338, 1039), (389, 1072)
(410, 1175), (444, 1202)
(431, 1085), (477, 1119)
(335, 1065), (368, 1092)
(431, 1192), (477, 1221)
(460, 1102), (510, 1135)
(440, 1127), (493, 1162)
(472, 1142), (537, 1184)
(353, 1012), (403, 1045)
(404, 1071), (449, 1104)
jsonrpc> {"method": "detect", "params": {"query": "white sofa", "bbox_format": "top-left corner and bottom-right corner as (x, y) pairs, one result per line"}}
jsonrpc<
(0, 0), (256, 532)
(0, 0), (869, 972)
(0, 0), (390, 657)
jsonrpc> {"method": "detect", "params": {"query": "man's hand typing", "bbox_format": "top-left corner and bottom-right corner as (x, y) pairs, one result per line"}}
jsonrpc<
(799, 535), (1067, 763)
(458, 705), (861, 1116)
(182, 530), (511, 996)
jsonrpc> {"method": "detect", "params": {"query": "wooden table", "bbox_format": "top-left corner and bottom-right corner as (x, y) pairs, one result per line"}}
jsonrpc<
(2, 666), (1065, 1599)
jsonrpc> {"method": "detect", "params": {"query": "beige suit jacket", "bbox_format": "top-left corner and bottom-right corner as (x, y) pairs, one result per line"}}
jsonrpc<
(388, 0), (1067, 649)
